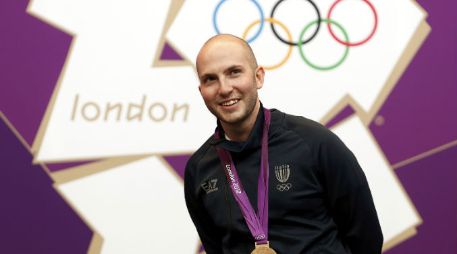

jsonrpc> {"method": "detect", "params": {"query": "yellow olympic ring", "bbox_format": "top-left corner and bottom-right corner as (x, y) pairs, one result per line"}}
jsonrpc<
(242, 18), (293, 71)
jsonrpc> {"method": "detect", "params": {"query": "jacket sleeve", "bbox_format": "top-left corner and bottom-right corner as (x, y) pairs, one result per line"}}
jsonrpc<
(184, 161), (223, 254)
(318, 131), (384, 254)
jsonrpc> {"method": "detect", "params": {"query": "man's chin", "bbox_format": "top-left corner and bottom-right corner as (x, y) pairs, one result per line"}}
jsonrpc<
(217, 113), (244, 126)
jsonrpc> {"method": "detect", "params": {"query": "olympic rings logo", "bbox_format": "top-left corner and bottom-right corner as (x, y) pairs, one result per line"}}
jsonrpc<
(255, 234), (266, 240)
(212, 0), (378, 71)
(276, 183), (292, 191)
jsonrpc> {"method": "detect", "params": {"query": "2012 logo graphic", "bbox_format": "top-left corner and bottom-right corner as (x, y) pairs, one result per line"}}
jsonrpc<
(21, 0), (430, 253)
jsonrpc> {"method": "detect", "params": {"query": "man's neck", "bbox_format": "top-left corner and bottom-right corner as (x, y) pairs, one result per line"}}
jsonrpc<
(221, 102), (261, 142)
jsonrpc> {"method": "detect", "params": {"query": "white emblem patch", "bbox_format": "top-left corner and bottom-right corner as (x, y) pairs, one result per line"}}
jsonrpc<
(275, 164), (292, 191)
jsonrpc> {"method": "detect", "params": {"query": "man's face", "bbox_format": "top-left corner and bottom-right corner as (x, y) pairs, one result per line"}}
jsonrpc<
(196, 39), (264, 128)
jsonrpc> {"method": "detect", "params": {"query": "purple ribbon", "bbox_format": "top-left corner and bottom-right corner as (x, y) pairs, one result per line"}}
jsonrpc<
(215, 108), (271, 244)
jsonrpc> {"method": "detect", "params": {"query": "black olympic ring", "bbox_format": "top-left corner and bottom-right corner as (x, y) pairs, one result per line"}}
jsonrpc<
(270, 0), (321, 46)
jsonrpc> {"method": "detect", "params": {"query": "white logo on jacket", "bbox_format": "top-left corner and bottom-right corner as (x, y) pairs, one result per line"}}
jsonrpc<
(275, 164), (292, 191)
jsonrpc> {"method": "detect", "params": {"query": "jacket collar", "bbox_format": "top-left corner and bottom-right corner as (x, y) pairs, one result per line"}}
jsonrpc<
(210, 103), (265, 153)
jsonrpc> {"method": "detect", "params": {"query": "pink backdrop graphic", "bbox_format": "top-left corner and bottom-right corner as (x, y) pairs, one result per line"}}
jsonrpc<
(1, 0), (456, 253)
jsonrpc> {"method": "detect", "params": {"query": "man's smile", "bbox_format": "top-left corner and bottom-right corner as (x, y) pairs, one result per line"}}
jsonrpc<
(220, 99), (240, 107)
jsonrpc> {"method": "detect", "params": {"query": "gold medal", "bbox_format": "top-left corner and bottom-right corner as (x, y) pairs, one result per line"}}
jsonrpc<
(251, 242), (277, 254)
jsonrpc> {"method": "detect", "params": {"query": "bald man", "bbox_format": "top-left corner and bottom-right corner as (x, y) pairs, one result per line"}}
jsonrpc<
(184, 34), (383, 254)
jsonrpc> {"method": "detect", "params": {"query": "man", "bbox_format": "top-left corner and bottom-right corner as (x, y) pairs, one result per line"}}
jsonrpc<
(184, 34), (383, 254)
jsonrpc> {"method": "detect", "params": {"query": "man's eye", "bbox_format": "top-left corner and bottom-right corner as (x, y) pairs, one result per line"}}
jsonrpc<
(231, 69), (241, 75)
(203, 76), (216, 84)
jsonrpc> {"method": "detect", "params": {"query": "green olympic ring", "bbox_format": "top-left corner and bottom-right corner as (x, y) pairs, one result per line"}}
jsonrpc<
(298, 18), (349, 71)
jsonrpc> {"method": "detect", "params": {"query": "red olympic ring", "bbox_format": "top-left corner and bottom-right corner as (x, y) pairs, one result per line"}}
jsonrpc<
(326, 0), (378, 47)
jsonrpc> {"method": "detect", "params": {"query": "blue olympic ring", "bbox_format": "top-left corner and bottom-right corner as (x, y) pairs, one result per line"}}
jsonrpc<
(212, 0), (265, 43)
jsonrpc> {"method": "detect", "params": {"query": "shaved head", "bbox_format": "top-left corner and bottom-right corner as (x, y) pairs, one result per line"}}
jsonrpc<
(195, 34), (265, 141)
(196, 34), (258, 75)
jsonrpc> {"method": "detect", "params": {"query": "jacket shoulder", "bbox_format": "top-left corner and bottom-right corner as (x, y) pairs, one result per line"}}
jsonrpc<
(270, 109), (334, 143)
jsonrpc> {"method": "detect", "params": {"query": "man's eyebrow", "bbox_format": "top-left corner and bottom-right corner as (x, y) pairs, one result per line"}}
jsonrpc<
(224, 65), (243, 73)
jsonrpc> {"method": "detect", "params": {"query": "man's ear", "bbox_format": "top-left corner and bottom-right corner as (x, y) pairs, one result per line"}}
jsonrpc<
(255, 66), (265, 89)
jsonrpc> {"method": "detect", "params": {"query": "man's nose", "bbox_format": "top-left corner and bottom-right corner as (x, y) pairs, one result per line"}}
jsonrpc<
(218, 78), (234, 95)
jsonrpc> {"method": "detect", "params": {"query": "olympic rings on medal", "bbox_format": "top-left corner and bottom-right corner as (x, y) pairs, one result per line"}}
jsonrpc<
(212, 0), (378, 70)
(298, 19), (349, 71)
(213, 0), (265, 43)
(242, 18), (293, 70)
(270, 0), (321, 46)
(327, 0), (378, 46)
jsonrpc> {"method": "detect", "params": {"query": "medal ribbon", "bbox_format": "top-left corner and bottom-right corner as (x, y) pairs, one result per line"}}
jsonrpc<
(214, 108), (271, 244)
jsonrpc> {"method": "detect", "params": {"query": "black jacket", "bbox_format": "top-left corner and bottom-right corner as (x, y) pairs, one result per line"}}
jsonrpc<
(184, 107), (383, 254)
